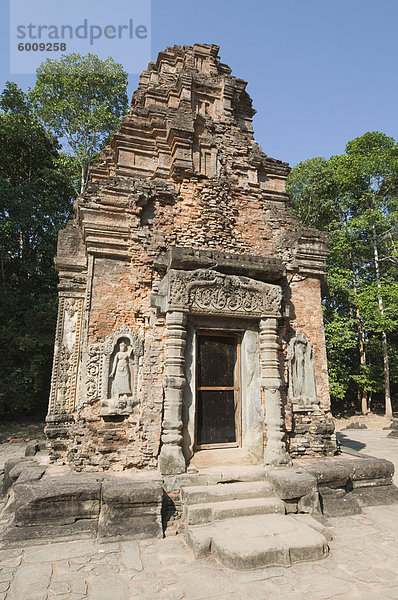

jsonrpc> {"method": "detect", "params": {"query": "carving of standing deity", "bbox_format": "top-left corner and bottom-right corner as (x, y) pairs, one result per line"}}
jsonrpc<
(287, 331), (318, 405)
(99, 326), (143, 417)
(109, 340), (133, 408)
(110, 341), (133, 403)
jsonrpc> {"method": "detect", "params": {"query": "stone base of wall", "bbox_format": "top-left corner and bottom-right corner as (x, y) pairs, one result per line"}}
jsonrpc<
(46, 418), (159, 472)
(2, 453), (398, 547)
(288, 406), (336, 458)
(1, 460), (163, 546)
(46, 412), (338, 472)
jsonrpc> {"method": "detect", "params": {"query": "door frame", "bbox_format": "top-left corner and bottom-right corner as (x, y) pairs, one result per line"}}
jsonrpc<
(194, 329), (242, 450)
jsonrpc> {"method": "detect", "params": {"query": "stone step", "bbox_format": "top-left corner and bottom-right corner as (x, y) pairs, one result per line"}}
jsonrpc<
(185, 514), (329, 570)
(181, 480), (275, 506)
(181, 465), (269, 486)
(184, 496), (285, 525)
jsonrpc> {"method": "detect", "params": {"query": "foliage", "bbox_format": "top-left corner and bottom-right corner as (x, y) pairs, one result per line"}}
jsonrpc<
(0, 82), (74, 418)
(287, 132), (398, 415)
(0, 54), (129, 418)
(31, 53), (129, 193)
(285, 156), (339, 229)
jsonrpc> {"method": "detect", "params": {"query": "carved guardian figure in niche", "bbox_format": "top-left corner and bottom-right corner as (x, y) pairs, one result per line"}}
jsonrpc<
(287, 331), (318, 406)
(109, 340), (133, 408)
(100, 326), (143, 416)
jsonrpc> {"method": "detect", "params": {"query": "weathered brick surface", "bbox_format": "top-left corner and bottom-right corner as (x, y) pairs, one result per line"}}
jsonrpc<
(46, 44), (336, 470)
(289, 277), (330, 408)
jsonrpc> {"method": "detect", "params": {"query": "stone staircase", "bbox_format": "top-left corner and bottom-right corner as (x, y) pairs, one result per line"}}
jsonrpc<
(181, 477), (330, 570)
(182, 481), (284, 525)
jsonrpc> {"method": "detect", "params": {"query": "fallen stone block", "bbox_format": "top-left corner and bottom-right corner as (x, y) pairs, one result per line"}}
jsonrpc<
(300, 456), (395, 493)
(297, 490), (321, 514)
(1, 519), (97, 547)
(348, 457), (394, 485)
(300, 459), (353, 489)
(351, 476), (393, 489)
(13, 465), (46, 485)
(319, 488), (361, 517)
(24, 442), (40, 457)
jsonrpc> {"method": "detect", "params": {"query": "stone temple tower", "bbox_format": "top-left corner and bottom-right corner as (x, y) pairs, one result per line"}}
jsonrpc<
(46, 44), (336, 475)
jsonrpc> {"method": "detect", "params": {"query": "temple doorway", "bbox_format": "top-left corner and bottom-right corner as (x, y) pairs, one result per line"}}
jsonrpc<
(195, 332), (241, 449)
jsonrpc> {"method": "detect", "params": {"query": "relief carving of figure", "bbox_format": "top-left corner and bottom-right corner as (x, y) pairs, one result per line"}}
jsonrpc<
(109, 340), (134, 409)
(100, 326), (143, 417)
(287, 331), (317, 405)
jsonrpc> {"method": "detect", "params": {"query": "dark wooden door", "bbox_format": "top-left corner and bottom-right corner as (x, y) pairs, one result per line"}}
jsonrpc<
(196, 333), (241, 448)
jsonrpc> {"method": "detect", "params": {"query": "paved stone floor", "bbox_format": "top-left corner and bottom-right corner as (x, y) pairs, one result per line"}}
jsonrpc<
(1, 429), (398, 600)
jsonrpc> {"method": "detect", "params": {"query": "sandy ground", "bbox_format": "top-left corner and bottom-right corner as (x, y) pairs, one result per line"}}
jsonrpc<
(0, 421), (45, 444)
(333, 412), (394, 431)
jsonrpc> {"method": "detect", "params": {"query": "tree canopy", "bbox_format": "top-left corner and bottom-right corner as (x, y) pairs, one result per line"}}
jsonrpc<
(0, 82), (74, 418)
(287, 132), (398, 416)
(31, 53), (129, 193)
(0, 53), (129, 419)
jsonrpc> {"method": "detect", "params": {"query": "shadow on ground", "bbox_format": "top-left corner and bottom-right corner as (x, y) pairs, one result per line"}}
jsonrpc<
(336, 432), (366, 452)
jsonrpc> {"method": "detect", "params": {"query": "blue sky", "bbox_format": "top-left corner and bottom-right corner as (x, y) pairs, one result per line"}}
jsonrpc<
(2, 0), (398, 166)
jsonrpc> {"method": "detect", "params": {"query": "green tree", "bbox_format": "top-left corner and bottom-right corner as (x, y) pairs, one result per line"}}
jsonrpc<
(336, 132), (398, 417)
(284, 156), (339, 229)
(31, 53), (129, 193)
(287, 132), (398, 417)
(0, 82), (74, 418)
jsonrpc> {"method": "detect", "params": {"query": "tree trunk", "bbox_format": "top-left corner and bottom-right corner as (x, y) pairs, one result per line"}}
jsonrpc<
(80, 163), (88, 194)
(356, 305), (368, 414)
(19, 230), (23, 261)
(372, 224), (392, 419)
(351, 253), (368, 414)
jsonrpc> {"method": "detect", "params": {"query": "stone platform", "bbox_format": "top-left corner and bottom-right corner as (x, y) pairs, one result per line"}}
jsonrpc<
(1, 444), (398, 570)
(2, 428), (398, 597)
(0, 461), (163, 547)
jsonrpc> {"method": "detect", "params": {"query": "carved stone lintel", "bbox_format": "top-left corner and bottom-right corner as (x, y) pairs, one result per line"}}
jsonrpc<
(153, 269), (282, 318)
(260, 318), (292, 466)
(158, 311), (187, 475)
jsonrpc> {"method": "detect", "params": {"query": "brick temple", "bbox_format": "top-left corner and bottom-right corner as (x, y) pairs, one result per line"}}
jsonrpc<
(45, 44), (336, 475)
